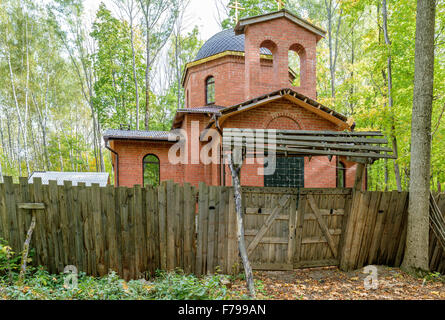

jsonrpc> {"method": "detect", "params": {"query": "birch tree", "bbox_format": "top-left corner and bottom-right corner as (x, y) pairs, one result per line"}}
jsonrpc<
(50, 1), (105, 172)
(137, 0), (178, 130)
(324, 0), (343, 99)
(381, 0), (402, 192)
(113, 0), (142, 129)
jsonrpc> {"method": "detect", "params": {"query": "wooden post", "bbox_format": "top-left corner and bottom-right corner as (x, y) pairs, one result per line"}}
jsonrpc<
(18, 213), (36, 285)
(353, 162), (366, 192)
(227, 152), (256, 298)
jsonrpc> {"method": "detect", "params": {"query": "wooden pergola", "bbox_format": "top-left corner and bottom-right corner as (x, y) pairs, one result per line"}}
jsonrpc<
(221, 128), (397, 297)
(222, 128), (396, 191)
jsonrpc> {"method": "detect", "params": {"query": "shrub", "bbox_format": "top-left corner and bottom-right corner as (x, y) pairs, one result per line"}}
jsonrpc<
(0, 238), (21, 279)
(0, 268), (230, 300)
(148, 270), (228, 300)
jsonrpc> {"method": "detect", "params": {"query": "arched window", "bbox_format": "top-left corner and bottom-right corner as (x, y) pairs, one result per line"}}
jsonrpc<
(259, 40), (278, 84)
(205, 76), (215, 105)
(289, 43), (305, 87)
(288, 50), (300, 86)
(337, 161), (346, 188)
(143, 154), (160, 187)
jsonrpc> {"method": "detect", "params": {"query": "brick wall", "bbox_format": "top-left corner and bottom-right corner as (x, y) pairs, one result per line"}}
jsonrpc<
(221, 98), (355, 188)
(110, 15), (361, 189)
(184, 17), (320, 108)
(244, 17), (318, 100)
(184, 55), (245, 108)
(184, 55), (275, 108)
(110, 140), (181, 187)
(111, 98), (358, 188)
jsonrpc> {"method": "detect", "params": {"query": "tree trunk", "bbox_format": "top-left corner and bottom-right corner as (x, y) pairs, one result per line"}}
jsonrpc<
(7, 49), (30, 176)
(58, 137), (64, 171)
(382, 0), (402, 192)
(401, 0), (436, 273)
(97, 120), (105, 172)
(130, 18), (140, 130)
(325, 0), (342, 99)
(6, 113), (14, 163)
(17, 133), (22, 176)
(32, 92), (50, 170)
(145, 27), (151, 130)
(227, 153), (256, 298)
(0, 118), (9, 167)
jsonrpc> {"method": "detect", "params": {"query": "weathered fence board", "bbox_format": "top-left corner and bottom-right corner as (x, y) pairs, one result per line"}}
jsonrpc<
(339, 190), (445, 274)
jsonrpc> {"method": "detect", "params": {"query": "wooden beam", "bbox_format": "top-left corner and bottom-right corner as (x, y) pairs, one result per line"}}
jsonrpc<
(17, 203), (45, 210)
(293, 259), (338, 268)
(224, 131), (389, 144)
(307, 195), (338, 257)
(224, 142), (396, 159)
(224, 128), (385, 136)
(353, 163), (366, 192)
(271, 139), (393, 153)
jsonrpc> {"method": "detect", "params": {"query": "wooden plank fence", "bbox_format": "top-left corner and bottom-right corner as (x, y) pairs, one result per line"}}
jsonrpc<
(339, 191), (445, 273)
(0, 176), (444, 280)
(0, 177), (238, 280)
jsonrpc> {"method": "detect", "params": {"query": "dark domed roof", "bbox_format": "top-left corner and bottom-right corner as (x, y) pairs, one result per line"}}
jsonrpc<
(194, 29), (271, 61)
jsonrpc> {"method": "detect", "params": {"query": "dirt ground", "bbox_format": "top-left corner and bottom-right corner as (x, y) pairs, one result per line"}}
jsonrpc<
(229, 266), (445, 300)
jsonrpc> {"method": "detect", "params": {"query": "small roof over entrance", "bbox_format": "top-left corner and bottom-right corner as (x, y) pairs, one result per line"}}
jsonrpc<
(28, 171), (109, 187)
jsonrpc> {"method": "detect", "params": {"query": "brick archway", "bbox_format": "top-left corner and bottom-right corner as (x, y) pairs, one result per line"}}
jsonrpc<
(264, 112), (303, 130)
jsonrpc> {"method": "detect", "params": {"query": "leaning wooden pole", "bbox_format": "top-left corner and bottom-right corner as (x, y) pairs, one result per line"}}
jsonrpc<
(227, 153), (256, 298)
(18, 213), (37, 285)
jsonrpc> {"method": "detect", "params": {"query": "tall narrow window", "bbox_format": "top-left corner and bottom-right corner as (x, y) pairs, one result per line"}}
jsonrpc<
(288, 50), (300, 86)
(289, 43), (305, 87)
(337, 161), (346, 188)
(205, 76), (215, 105)
(143, 154), (160, 187)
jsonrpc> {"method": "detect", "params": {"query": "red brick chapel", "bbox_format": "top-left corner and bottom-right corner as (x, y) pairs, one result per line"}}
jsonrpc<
(103, 9), (360, 189)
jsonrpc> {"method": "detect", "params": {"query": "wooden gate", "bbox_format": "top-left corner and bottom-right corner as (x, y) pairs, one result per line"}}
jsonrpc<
(242, 187), (299, 270)
(294, 189), (352, 268)
(241, 187), (352, 270)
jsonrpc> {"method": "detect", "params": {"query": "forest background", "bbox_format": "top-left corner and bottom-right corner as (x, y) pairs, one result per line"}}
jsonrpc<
(0, 0), (444, 191)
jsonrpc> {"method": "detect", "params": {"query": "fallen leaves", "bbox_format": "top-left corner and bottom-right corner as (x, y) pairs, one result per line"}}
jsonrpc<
(229, 266), (445, 300)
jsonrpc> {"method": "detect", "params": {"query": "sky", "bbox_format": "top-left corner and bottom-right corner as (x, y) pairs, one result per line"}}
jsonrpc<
(83, 0), (227, 41)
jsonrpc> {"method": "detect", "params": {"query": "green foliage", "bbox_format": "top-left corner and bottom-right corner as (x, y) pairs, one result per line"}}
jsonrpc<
(91, 3), (145, 130)
(0, 0), (100, 176)
(0, 268), (231, 300)
(0, 238), (21, 277)
(223, 0), (278, 29)
(148, 270), (228, 300)
(149, 25), (203, 130)
(288, 0), (445, 191)
(409, 268), (445, 283)
(423, 271), (445, 283)
(165, 26), (203, 109)
(2, 0), (445, 192)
